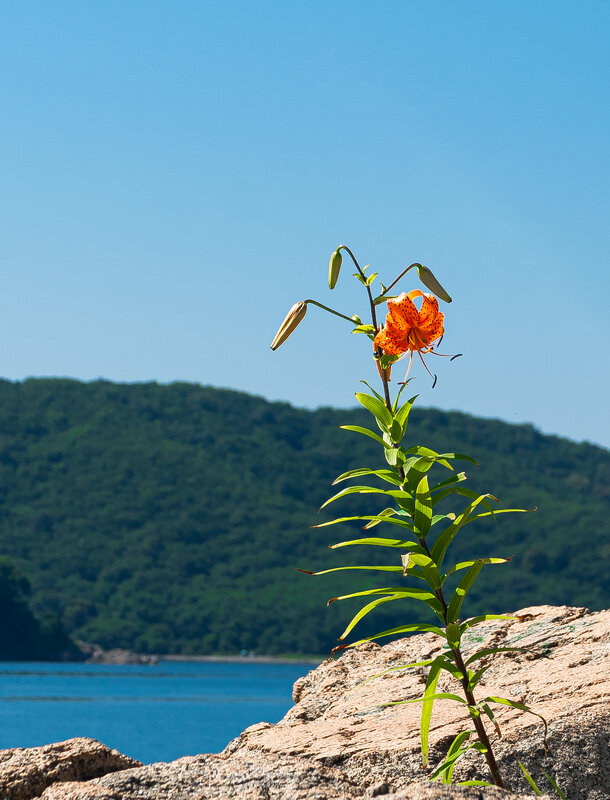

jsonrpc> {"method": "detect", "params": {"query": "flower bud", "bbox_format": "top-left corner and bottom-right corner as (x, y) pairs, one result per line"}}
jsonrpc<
(270, 302), (307, 350)
(328, 249), (342, 290)
(417, 265), (452, 303)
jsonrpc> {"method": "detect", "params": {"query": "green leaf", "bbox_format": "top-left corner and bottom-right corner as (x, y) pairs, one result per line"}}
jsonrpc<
(339, 425), (389, 447)
(362, 508), (399, 529)
(483, 696), (548, 741)
(446, 562), (484, 622)
(385, 446), (406, 467)
(414, 475), (433, 538)
(457, 781), (495, 787)
(517, 761), (542, 796)
(351, 324), (377, 335)
(356, 659), (437, 687)
(466, 507), (534, 525)
(379, 353), (400, 370)
(355, 392), (393, 431)
(365, 272), (378, 286)
(393, 394), (418, 439)
(445, 622), (461, 648)
(332, 467), (402, 486)
(336, 622), (446, 651)
(330, 586), (444, 622)
(430, 495), (497, 567)
(315, 514), (415, 532)
(428, 731), (473, 782)
(320, 485), (411, 510)
(296, 565), (404, 576)
(422, 660), (445, 768)
(406, 447), (478, 467)
(541, 770), (567, 800)
(464, 646), (527, 666)
(404, 446), (454, 471)
(460, 614), (516, 633)
(391, 380), (415, 412)
(329, 536), (424, 550)
(429, 471), (467, 495)
(359, 380), (385, 402)
(431, 485), (497, 511)
(338, 595), (401, 640)
(467, 664), (492, 690)
(389, 418), (403, 443)
(441, 557), (509, 585)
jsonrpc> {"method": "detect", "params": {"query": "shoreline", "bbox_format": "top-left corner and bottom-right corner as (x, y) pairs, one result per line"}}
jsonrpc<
(162, 654), (323, 665)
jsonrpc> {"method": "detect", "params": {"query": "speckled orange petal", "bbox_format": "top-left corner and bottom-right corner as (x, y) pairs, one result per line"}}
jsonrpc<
(373, 327), (409, 355)
(421, 314), (444, 343)
(387, 292), (420, 330)
(418, 294), (440, 328)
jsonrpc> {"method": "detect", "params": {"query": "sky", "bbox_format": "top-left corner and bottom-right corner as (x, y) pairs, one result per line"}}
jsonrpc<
(1, 1), (609, 449)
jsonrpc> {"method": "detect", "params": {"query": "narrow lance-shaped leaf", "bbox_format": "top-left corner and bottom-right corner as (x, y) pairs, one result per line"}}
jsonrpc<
(355, 392), (393, 431)
(441, 557), (509, 585)
(319, 485), (412, 510)
(332, 467), (402, 486)
(338, 595), (400, 640)
(421, 657), (442, 767)
(314, 514), (416, 532)
(430, 495), (498, 567)
(296, 565), (404, 576)
(332, 623), (447, 653)
(517, 761), (543, 796)
(340, 425), (389, 447)
(482, 696), (548, 745)
(446, 562), (484, 622)
(330, 537), (425, 551)
(464, 646), (528, 666)
(414, 474), (433, 538)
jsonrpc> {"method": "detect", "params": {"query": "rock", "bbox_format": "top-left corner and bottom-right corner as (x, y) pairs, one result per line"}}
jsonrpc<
(77, 643), (159, 665)
(1, 605), (608, 799)
(0, 738), (140, 800)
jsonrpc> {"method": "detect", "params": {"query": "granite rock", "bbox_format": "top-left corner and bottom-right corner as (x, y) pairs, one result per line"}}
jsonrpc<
(2, 605), (608, 800)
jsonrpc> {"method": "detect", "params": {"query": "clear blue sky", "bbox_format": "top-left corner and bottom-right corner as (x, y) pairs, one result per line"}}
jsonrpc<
(1, 1), (609, 448)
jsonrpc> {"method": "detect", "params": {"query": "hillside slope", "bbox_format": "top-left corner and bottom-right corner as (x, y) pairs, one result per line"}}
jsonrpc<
(0, 378), (607, 655)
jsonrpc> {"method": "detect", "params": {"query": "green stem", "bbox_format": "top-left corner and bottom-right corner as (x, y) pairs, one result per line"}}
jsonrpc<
(342, 246), (393, 406)
(373, 353), (506, 790)
(304, 299), (356, 324)
(379, 262), (421, 296)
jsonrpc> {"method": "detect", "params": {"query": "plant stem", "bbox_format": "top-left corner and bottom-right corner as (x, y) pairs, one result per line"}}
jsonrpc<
(341, 246), (394, 407)
(371, 338), (506, 789)
(379, 262), (421, 296)
(304, 299), (357, 324)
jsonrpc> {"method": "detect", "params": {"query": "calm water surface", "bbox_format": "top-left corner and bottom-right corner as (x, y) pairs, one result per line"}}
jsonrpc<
(0, 660), (317, 764)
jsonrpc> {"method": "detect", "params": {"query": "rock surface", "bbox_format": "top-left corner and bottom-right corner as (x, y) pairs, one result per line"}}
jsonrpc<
(1, 605), (608, 800)
(0, 739), (140, 800)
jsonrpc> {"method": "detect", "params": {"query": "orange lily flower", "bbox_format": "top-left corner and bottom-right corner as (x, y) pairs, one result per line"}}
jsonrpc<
(374, 290), (445, 381)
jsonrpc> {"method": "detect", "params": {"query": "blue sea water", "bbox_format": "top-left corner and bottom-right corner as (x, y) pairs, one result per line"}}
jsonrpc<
(0, 660), (317, 764)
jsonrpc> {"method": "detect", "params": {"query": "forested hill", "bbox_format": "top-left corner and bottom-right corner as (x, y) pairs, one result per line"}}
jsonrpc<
(0, 378), (608, 657)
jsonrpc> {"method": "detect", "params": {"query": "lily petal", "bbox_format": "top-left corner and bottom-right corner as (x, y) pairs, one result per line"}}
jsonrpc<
(387, 292), (420, 330)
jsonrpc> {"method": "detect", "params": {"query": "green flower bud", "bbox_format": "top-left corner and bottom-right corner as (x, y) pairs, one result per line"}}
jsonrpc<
(270, 302), (307, 350)
(328, 249), (342, 290)
(417, 265), (452, 303)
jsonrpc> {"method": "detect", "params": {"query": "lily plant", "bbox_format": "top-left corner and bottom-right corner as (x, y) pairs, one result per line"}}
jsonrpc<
(270, 246), (564, 796)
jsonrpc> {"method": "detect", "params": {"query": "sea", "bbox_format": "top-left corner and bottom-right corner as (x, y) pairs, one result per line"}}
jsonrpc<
(0, 659), (318, 764)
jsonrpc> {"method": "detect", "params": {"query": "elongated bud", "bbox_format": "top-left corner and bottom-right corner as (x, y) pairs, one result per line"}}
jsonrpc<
(328, 248), (342, 289)
(417, 265), (452, 303)
(270, 301), (307, 350)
